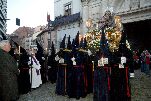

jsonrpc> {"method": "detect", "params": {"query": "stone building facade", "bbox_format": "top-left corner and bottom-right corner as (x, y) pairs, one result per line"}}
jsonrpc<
(12, 26), (34, 48)
(53, 0), (151, 50)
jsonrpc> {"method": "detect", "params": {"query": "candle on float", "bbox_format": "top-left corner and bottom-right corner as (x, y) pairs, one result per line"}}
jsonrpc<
(45, 48), (47, 53)
(56, 49), (58, 53)
(101, 57), (103, 65)
(32, 48), (34, 54)
(18, 46), (20, 54)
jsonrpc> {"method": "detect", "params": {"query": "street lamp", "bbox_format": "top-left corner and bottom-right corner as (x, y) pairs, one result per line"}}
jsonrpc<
(0, 18), (20, 26)
(0, 18), (10, 20)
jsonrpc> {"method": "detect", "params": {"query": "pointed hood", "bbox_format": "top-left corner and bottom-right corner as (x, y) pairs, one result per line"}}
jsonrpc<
(71, 39), (76, 56)
(79, 37), (84, 48)
(36, 40), (44, 62)
(67, 35), (72, 50)
(11, 40), (29, 65)
(72, 39), (75, 50)
(36, 40), (44, 54)
(13, 41), (26, 54)
(100, 27), (109, 57)
(60, 34), (66, 49)
(75, 31), (80, 49)
(119, 29), (127, 46)
(83, 37), (87, 49)
(118, 28), (129, 56)
(51, 41), (55, 56)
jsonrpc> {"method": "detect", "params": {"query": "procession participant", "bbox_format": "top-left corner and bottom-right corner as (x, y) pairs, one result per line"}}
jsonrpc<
(65, 35), (74, 97)
(83, 38), (93, 94)
(47, 41), (57, 83)
(72, 48), (86, 99)
(28, 49), (42, 89)
(56, 34), (66, 95)
(71, 35), (87, 99)
(11, 41), (31, 94)
(0, 40), (20, 101)
(36, 40), (47, 83)
(17, 46), (31, 94)
(93, 49), (109, 101)
(56, 35), (73, 96)
(110, 30), (131, 101)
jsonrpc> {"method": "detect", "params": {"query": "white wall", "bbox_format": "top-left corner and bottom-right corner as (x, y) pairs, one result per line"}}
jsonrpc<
(54, 0), (63, 17)
(54, 0), (81, 49)
(72, 0), (82, 14)
(56, 22), (80, 49)
(54, 0), (81, 17)
(140, 0), (151, 8)
(54, 0), (151, 50)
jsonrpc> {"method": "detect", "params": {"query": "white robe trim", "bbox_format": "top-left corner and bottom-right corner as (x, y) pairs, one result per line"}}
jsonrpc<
(29, 56), (42, 88)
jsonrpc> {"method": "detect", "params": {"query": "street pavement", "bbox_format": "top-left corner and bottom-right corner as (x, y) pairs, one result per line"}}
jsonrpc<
(130, 69), (151, 101)
(18, 69), (151, 101)
(18, 82), (93, 101)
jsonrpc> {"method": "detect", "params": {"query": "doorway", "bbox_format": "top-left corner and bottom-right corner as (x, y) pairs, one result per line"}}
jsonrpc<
(123, 19), (151, 51)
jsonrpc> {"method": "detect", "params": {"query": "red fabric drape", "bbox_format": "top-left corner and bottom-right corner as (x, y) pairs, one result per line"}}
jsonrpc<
(126, 67), (131, 97)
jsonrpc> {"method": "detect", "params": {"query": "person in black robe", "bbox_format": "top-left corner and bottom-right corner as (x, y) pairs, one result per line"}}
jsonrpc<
(71, 49), (86, 99)
(18, 50), (31, 94)
(81, 37), (93, 94)
(36, 40), (47, 83)
(16, 45), (31, 94)
(55, 35), (67, 95)
(83, 51), (93, 94)
(65, 35), (74, 98)
(10, 41), (31, 94)
(47, 42), (57, 83)
(110, 29), (131, 101)
(71, 36), (88, 99)
(93, 49), (109, 101)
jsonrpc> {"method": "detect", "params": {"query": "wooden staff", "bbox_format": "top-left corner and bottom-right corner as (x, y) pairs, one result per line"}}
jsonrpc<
(45, 54), (48, 81)
(44, 48), (48, 82)
(32, 48), (34, 54)
(30, 49), (33, 90)
(65, 64), (66, 94)
(92, 61), (94, 71)
(62, 63), (67, 95)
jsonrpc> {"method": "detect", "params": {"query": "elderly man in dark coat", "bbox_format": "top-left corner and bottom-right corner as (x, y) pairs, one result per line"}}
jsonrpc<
(0, 40), (19, 101)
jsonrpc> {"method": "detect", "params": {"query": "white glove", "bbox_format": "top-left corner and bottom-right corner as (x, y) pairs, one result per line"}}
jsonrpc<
(87, 49), (92, 56)
(55, 55), (60, 61)
(42, 57), (45, 60)
(28, 61), (31, 65)
(48, 66), (51, 69)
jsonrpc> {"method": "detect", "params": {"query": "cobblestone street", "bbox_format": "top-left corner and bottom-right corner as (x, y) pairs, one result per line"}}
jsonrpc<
(18, 69), (151, 101)
(130, 69), (151, 101)
(18, 82), (93, 101)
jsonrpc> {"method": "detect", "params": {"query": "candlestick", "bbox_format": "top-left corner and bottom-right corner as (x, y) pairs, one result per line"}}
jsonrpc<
(32, 48), (34, 54)
(101, 57), (103, 65)
(18, 46), (20, 54)
(45, 48), (47, 54)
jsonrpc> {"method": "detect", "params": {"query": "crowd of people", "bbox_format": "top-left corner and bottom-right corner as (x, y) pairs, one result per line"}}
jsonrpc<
(0, 40), (20, 101)
(133, 49), (151, 76)
(0, 37), (150, 101)
(0, 39), (46, 101)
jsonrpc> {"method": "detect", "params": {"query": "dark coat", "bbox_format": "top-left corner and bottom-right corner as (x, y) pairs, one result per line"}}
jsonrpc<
(0, 49), (19, 101)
